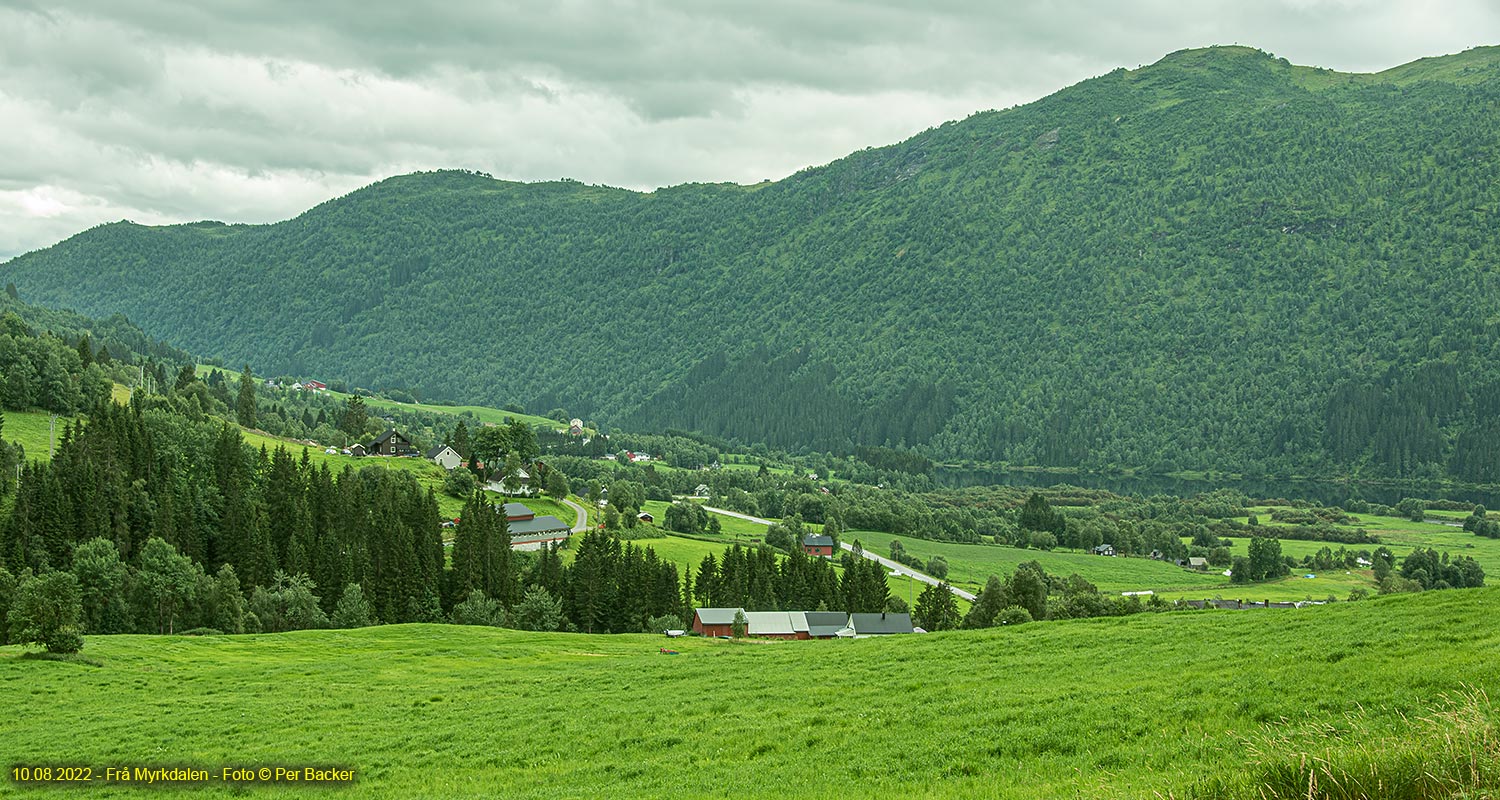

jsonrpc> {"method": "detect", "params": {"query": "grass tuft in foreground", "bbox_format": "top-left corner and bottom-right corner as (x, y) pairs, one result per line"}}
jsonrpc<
(1199, 686), (1499, 799)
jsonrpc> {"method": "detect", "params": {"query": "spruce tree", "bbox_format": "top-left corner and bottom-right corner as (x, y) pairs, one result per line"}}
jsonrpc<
(332, 583), (374, 628)
(236, 365), (257, 429)
(451, 420), (471, 459)
(914, 582), (960, 631)
(340, 396), (367, 439)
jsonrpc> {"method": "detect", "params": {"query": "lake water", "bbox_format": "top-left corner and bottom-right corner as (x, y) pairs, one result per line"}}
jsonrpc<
(934, 466), (1500, 509)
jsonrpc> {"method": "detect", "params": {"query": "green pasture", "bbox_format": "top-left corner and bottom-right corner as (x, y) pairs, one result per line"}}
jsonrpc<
(3, 385), (132, 461)
(3, 589), (1497, 798)
(194, 364), (568, 432)
(1233, 507), (1500, 572)
(841, 530), (1226, 596)
(642, 500), (765, 542)
(2, 409), (67, 461)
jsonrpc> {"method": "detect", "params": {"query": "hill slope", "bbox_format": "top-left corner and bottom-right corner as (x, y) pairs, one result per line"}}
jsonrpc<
(3, 589), (1497, 798)
(6, 46), (1500, 478)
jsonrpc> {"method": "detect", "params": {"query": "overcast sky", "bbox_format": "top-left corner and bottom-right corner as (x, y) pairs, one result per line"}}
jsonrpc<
(2, 1), (1497, 259)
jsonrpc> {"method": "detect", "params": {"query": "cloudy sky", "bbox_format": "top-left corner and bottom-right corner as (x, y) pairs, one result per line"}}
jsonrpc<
(2, 1), (1497, 259)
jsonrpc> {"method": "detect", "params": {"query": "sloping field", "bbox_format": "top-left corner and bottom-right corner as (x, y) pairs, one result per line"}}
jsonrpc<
(3, 589), (1496, 798)
(843, 529), (1228, 595)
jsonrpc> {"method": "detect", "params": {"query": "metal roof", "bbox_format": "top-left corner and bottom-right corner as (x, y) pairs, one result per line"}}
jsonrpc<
(503, 502), (534, 519)
(695, 608), (744, 626)
(507, 515), (569, 536)
(850, 612), (914, 635)
(369, 428), (407, 446)
(744, 611), (808, 635)
(804, 611), (851, 637)
(803, 534), (834, 547)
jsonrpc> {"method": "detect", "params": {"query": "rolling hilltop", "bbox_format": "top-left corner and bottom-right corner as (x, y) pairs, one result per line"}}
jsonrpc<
(6, 45), (1500, 479)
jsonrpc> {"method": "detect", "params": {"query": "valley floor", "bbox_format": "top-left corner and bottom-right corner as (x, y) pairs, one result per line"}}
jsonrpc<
(3, 589), (1497, 798)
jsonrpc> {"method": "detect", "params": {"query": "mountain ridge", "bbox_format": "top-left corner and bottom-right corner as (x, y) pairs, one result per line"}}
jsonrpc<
(5, 44), (1500, 479)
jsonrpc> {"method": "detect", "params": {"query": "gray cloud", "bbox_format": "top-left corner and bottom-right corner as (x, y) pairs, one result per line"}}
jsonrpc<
(2, 1), (1498, 258)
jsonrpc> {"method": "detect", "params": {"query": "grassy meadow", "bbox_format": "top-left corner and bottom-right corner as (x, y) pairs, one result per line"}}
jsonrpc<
(842, 529), (1229, 596)
(2, 386), (131, 461)
(801, 506), (1500, 604)
(2, 589), (1497, 798)
(2, 409), (65, 461)
(194, 364), (569, 431)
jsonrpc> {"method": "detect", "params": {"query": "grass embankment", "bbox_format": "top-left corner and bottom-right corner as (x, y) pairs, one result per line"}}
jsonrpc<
(2, 589), (1497, 798)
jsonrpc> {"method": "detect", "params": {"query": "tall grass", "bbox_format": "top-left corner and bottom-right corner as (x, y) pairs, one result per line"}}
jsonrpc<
(1198, 687), (1499, 799)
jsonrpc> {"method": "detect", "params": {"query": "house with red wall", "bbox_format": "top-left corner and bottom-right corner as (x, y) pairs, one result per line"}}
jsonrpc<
(802, 534), (835, 557)
(691, 608), (742, 637)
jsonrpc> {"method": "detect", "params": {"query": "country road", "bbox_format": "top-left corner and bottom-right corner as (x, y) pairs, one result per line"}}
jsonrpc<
(563, 498), (590, 532)
(703, 506), (976, 602)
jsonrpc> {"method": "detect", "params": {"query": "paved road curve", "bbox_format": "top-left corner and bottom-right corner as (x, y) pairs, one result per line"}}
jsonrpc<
(562, 498), (591, 532)
(703, 506), (976, 602)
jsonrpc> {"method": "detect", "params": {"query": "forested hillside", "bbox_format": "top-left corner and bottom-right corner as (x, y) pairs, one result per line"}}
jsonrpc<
(6, 45), (1500, 479)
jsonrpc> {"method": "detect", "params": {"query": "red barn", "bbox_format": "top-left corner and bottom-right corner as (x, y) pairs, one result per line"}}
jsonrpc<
(802, 534), (835, 557)
(692, 608), (742, 637)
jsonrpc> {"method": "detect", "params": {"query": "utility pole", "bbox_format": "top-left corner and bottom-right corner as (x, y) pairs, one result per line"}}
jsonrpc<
(49, 414), (57, 458)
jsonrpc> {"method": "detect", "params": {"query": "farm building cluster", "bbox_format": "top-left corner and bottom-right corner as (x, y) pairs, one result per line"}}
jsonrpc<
(500, 502), (572, 551)
(690, 608), (916, 639)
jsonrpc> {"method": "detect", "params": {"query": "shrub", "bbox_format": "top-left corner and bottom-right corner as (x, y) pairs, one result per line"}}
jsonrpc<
(443, 468), (477, 498)
(10, 571), (84, 654)
(996, 606), (1033, 626)
(513, 587), (564, 632)
(450, 590), (506, 627)
(644, 614), (684, 634)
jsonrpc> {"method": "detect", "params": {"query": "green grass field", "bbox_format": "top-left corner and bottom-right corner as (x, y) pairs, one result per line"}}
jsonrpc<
(842, 530), (1227, 595)
(827, 506), (1500, 605)
(3, 385), (133, 461)
(194, 364), (570, 431)
(1217, 507), (1500, 595)
(641, 500), (765, 543)
(2, 409), (66, 461)
(2, 589), (1496, 798)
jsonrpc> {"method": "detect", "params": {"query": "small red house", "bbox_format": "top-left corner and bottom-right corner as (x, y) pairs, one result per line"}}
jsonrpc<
(692, 608), (741, 637)
(304, 380), (327, 391)
(802, 534), (835, 557)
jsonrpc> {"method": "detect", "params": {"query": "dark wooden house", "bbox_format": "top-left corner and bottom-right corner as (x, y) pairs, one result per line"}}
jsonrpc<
(368, 429), (417, 457)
